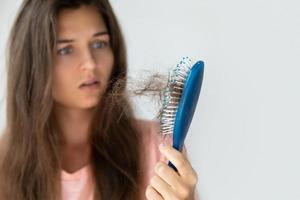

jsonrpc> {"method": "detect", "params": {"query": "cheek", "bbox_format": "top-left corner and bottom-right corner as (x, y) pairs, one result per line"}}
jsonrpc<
(52, 68), (76, 105)
(95, 51), (114, 83)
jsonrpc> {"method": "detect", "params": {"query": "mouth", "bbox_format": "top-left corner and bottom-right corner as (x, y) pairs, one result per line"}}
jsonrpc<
(79, 78), (100, 90)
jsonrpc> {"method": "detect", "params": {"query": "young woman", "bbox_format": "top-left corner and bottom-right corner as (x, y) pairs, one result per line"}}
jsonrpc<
(0, 0), (199, 199)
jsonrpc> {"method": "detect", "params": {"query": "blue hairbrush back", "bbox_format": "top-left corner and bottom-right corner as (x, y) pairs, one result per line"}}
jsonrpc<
(159, 57), (204, 171)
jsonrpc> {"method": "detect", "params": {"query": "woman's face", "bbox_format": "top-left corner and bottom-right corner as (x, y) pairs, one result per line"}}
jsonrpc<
(52, 5), (114, 110)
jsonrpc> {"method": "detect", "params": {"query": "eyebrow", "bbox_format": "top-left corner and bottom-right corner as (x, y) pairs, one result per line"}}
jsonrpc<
(56, 31), (109, 44)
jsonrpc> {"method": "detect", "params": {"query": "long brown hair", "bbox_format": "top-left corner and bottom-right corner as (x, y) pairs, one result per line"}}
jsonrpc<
(1, 0), (144, 199)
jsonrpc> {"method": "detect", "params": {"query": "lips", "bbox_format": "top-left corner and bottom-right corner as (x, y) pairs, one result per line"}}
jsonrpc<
(79, 78), (100, 88)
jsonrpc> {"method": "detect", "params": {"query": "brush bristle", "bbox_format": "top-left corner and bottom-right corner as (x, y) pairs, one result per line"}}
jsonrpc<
(160, 57), (193, 135)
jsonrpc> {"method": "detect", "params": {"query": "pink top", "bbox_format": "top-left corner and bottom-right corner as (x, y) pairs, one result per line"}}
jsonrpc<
(60, 119), (200, 200)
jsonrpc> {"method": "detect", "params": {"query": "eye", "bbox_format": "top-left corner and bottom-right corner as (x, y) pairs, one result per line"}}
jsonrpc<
(57, 46), (73, 55)
(91, 41), (109, 49)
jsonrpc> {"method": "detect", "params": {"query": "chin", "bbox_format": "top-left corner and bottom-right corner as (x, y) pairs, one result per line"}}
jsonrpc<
(79, 99), (101, 109)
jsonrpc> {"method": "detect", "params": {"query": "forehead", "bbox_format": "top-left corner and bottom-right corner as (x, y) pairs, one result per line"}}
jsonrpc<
(56, 5), (107, 37)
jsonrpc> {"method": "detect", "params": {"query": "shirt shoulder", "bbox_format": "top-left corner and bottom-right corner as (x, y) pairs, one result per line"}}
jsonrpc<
(134, 118), (161, 152)
(134, 119), (171, 176)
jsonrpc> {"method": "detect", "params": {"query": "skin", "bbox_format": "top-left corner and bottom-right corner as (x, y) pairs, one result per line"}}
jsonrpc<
(146, 145), (198, 200)
(51, 5), (198, 199)
(52, 5), (114, 173)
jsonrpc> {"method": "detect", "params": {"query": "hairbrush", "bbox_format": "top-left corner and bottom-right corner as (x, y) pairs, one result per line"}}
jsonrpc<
(159, 57), (204, 171)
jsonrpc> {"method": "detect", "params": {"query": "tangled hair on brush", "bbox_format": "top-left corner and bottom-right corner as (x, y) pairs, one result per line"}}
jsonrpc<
(112, 71), (168, 119)
(0, 0), (167, 200)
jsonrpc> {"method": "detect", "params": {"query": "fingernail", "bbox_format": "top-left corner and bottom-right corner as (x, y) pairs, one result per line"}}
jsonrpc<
(155, 162), (162, 173)
(158, 164), (164, 172)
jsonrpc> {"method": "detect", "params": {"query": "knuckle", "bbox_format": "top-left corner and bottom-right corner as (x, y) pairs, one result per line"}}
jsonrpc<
(150, 176), (156, 185)
(192, 172), (199, 185)
(178, 187), (190, 199)
(176, 159), (186, 169)
(155, 162), (164, 171)
(173, 196), (182, 200)
(188, 171), (198, 186)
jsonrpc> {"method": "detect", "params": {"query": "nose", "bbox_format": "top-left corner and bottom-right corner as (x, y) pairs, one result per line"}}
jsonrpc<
(79, 48), (96, 71)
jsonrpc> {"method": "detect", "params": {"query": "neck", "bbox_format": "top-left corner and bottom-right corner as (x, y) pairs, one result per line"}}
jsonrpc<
(54, 104), (96, 147)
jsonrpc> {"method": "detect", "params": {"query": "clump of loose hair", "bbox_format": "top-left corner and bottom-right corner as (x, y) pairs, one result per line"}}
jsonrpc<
(110, 71), (168, 121)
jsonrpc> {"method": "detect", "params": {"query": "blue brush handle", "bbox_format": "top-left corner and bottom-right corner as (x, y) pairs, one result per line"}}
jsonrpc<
(168, 61), (204, 171)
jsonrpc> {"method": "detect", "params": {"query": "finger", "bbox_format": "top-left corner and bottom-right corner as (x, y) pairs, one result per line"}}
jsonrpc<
(145, 186), (164, 200)
(150, 174), (174, 200)
(155, 161), (198, 199)
(159, 144), (194, 178)
(154, 161), (183, 190)
(182, 144), (189, 159)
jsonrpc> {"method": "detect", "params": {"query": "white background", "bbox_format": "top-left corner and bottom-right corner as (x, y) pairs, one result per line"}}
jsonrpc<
(1, 0), (300, 199)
